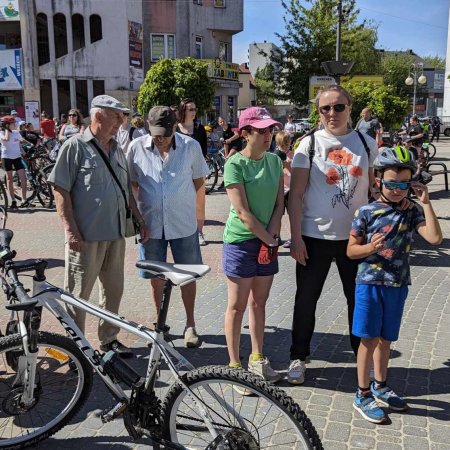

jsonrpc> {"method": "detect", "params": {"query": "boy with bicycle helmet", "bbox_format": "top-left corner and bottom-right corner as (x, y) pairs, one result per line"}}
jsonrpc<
(347, 146), (442, 423)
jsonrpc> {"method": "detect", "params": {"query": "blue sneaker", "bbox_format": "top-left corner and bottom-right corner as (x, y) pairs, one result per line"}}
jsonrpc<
(371, 383), (408, 411)
(353, 392), (387, 423)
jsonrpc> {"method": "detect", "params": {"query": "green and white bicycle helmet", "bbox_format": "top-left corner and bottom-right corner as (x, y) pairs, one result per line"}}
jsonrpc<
(373, 146), (416, 174)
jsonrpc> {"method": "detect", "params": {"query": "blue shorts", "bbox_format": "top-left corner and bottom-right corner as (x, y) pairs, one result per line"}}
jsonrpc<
(138, 232), (203, 279)
(222, 238), (279, 278)
(352, 284), (408, 341)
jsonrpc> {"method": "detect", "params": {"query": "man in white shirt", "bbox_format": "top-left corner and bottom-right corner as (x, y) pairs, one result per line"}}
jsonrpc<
(284, 115), (296, 137)
(127, 106), (209, 348)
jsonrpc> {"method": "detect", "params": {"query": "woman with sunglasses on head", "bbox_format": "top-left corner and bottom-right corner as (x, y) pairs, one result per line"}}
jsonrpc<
(177, 98), (208, 245)
(287, 85), (381, 385)
(223, 107), (284, 385)
(58, 109), (85, 142)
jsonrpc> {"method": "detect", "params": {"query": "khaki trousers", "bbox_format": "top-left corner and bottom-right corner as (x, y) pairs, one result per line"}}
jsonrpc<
(64, 239), (125, 345)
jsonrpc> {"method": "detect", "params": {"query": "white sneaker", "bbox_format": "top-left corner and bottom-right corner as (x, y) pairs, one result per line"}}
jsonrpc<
(198, 232), (206, 246)
(248, 358), (282, 383)
(287, 359), (306, 385)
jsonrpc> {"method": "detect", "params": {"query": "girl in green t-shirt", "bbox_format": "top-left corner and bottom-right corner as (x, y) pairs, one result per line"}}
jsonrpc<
(223, 107), (285, 385)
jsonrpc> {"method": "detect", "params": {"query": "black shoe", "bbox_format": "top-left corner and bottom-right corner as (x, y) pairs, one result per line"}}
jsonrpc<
(20, 200), (30, 208)
(10, 201), (17, 209)
(153, 323), (170, 333)
(100, 340), (133, 358)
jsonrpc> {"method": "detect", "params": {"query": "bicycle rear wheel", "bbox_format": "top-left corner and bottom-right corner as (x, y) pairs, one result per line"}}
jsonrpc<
(0, 179), (8, 210)
(205, 159), (218, 194)
(0, 331), (93, 449)
(160, 366), (322, 450)
(36, 165), (54, 208)
(427, 143), (436, 160)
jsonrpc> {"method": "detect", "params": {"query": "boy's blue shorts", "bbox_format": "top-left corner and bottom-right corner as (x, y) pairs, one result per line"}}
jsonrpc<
(352, 284), (408, 341)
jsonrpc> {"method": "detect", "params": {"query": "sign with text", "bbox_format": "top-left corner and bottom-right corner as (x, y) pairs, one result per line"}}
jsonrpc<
(0, 1), (19, 21)
(0, 49), (23, 90)
(340, 75), (383, 85)
(128, 21), (143, 84)
(308, 75), (336, 101)
(202, 59), (239, 81)
(25, 101), (40, 130)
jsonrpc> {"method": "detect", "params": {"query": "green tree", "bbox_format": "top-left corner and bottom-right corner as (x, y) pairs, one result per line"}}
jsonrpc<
(422, 54), (445, 70)
(343, 81), (408, 131)
(137, 58), (215, 115)
(272, 0), (380, 106)
(380, 52), (416, 98)
(254, 65), (276, 105)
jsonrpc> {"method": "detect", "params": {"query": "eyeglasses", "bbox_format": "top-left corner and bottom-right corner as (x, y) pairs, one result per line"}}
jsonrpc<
(68, 114), (78, 117)
(318, 104), (347, 114)
(254, 126), (275, 135)
(187, 108), (197, 112)
(382, 180), (411, 190)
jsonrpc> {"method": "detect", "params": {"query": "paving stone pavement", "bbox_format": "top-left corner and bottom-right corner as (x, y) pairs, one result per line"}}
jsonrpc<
(1, 141), (450, 449)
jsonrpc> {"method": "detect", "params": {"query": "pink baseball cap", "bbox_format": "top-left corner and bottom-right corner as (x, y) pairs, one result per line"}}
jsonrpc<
(238, 107), (282, 131)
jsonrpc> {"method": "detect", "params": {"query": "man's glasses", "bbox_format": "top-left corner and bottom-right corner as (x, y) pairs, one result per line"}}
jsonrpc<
(382, 180), (411, 190)
(318, 104), (347, 114)
(254, 126), (275, 135)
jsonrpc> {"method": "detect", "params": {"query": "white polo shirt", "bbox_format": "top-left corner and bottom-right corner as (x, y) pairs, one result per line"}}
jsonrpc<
(0, 130), (21, 159)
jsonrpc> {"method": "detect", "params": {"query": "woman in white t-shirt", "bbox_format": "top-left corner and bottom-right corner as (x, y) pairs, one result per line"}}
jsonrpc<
(286, 85), (380, 385)
(0, 116), (28, 208)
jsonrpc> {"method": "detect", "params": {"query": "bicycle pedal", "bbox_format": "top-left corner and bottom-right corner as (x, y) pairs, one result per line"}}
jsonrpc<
(100, 401), (128, 423)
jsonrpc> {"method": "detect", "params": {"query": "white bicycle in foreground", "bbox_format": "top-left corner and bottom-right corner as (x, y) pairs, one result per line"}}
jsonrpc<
(0, 226), (323, 449)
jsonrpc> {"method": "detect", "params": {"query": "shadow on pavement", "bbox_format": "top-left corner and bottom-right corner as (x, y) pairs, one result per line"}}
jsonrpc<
(410, 237), (450, 267)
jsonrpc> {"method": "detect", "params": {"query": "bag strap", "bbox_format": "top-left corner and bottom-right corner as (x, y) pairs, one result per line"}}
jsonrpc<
(355, 130), (370, 159)
(89, 139), (131, 218)
(308, 131), (316, 171)
(129, 127), (135, 141)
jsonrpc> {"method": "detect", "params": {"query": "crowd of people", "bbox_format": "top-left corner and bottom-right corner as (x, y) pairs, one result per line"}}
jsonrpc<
(2, 87), (444, 425)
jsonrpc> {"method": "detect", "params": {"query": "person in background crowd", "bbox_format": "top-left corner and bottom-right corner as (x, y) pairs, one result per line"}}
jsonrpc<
(116, 111), (131, 154)
(24, 123), (41, 146)
(355, 108), (382, 143)
(218, 116), (241, 159)
(287, 85), (380, 385)
(177, 98), (208, 246)
(127, 106), (209, 348)
(0, 115), (29, 208)
(40, 111), (56, 139)
(10, 109), (23, 127)
(48, 95), (148, 358)
(19, 122), (39, 147)
(129, 114), (148, 140)
(223, 106), (284, 386)
(431, 116), (441, 143)
(273, 130), (293, 248)
(58, 109), (85, 142)
(284, 114), (296, 137)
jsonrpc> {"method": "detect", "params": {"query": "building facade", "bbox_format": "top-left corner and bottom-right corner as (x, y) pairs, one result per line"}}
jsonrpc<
(238, 63), (256, 111)
(1, 0), (242, 124)
(248, 41), (280, 77)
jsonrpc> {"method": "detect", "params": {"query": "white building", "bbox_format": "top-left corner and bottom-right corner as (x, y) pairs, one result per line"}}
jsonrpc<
(442, 6), (450, 117)
(248, 41), (280, 77)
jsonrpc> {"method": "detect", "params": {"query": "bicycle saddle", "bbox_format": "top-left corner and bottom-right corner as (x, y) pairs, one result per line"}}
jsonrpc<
(136, 260), (210, 286)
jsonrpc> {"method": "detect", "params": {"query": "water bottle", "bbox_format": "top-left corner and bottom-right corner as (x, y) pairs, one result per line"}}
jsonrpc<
(100, 351), (141, 386)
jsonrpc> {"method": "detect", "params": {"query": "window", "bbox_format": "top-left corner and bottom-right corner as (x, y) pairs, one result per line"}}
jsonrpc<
(75, 79), (88, 117)
(39, 79), (53, 116)
(36, 13), (50, 65)
(57, 79), (71, 116)
(90, 14), (102, 43)
(195, 36), (203, 59)
(214, 0), (225, 7)
(53, 13), (68, 58)
(151, 34), (176, 61)
(71, 14), (85, 51)
(93, 80), (105, 97)
(219, 41), (229, 62)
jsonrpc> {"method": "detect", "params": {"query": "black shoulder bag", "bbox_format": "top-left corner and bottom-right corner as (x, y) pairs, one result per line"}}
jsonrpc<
(89, 140), (139, 238)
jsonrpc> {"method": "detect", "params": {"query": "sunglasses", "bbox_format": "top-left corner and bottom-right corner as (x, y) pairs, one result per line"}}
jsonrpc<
(318, 104), (347, 114)
(68, 113), (78, 117)
(254, 126), (275, 135)
(382, 180), (411, 190)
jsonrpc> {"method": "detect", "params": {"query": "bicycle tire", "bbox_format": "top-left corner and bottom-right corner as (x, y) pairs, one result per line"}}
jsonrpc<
(427, 143), (436, 160)
(160, 365), (323, 450)
(0, 179), (8, 210)
(0, 331), (93, 449)
(36, 166), (54, 208)
(205, 159), (218, 194)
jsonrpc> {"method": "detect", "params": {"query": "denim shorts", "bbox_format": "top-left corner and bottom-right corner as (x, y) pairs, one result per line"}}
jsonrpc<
(222, 238), (279, 278)
(138, 232), (203, 279)
(352, 284), (408, 341)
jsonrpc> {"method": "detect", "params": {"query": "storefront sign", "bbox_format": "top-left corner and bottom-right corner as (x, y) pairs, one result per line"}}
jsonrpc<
(340, 75), (383, 85)
(0, 49), (22, 90)
(128, 21), (143, 84)
(308, 75), (335, 100)
(25, 100), (40, 130)
(213, 96), (221, 109)
(0, 1), (19, 21)
(434, 72), (444, 90)
(202, 59), (239, 81)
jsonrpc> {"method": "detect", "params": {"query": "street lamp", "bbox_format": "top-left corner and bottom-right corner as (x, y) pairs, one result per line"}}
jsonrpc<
(405, 63), (427, 116)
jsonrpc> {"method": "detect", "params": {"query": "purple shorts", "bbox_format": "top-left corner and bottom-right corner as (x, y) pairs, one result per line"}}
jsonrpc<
(222, 238), (279, 278)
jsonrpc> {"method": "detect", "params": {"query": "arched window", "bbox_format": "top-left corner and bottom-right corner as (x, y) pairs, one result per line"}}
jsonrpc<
(90, 14), (102, 43)
(53, 13), (68, 58)
(36, 13), (50, 65)
(72, 14), (85, 51)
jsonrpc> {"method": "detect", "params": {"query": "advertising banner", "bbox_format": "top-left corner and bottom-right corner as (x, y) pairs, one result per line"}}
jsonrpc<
(202, 59), (239, 81)
(0, 1), (19, 21)
(25, 101), (40, 130)
(0, 49), (23, 90)
(308, 75), (336, 100)
(128, 21), (143, 84)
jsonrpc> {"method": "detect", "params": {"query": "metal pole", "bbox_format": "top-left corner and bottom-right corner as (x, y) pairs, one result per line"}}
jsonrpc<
(413, 65), (417, 116)
(336, 0), (342, 61)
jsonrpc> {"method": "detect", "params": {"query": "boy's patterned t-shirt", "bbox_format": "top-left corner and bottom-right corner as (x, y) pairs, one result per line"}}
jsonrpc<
(350, 201), (425, 287)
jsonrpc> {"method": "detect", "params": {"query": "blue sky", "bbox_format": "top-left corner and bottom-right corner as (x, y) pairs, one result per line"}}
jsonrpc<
(233, 0), (449, 64)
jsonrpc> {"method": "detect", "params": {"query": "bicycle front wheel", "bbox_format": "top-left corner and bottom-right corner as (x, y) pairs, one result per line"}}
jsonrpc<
(160, 366), (322, 450)
(427, 143), (436, 160)
(205, 159), (218, 194)
(0, 331), (93, 449)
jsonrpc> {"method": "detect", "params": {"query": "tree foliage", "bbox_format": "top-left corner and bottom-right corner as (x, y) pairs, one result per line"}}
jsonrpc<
(422, 55), (445, 70)
(254, 65), (276, 105)
(137, 58), (215, 115)
(272, 0), (380, 106)
(343, 81), (408, 131)
(379, 52), (416, 98)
